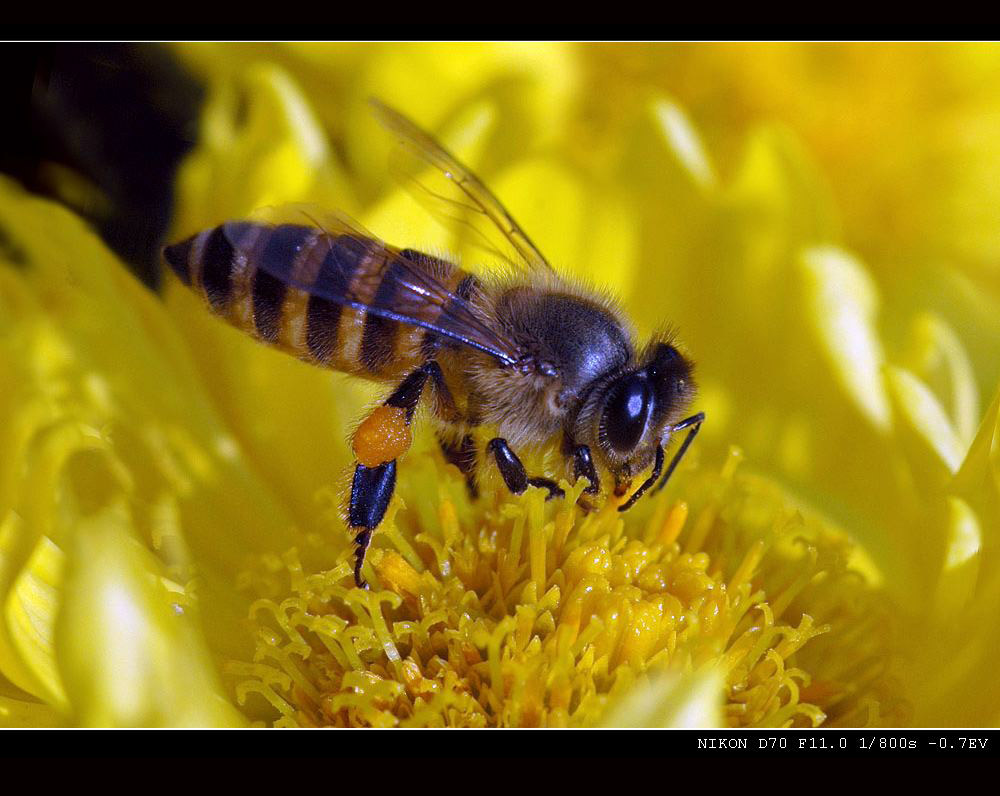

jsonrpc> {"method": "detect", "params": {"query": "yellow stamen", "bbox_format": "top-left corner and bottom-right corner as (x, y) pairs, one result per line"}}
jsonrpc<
(234, 448), (905, 727)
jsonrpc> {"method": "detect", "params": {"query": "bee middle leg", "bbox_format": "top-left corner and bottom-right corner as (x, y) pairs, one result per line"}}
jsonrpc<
(439, 433), (479, 498)
(487, 437), (565, 500)
(349, 361), (452, 588)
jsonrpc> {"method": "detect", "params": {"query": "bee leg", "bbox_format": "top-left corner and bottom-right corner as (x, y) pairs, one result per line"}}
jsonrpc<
(349, 461), (397, 588)
(570, 444), (601, 495)
(650, 411), (706, 495)
(349, 362), (442, 588)
(617, 444), (664, 513)
(487, 437), (565, 500)
(439, 433), (479, 498)
(619, 412), (706, 513)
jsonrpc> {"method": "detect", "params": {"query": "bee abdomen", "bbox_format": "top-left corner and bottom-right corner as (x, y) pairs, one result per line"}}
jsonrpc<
(163, 221), (334, 356)
(305, 295), (342, 364)
(162, 222), (473, 381)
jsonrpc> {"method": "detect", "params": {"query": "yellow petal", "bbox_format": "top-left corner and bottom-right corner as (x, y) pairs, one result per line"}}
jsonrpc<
(955, 381), (1000, 531)
(0, 691), (67, 728)
(2, 534), (68, 710)
(172, 62), (355, 235)
(364, 99), (498, 260)
(652, 97), (717, 191)
(54, 499), (243, 727)
(345, 42), (579, 190)
(491, 159), (638, 298)
(887, 365), (965, 478)
(902, 312), (980, 445)
(931, 496), (981, 625)
(729, 125), (840, 254)
(601, 667), (724, 728)
(800, 246), (892, 432)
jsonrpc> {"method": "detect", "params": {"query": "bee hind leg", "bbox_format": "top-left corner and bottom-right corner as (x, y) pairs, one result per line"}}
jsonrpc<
(487, 437), (565, 500)
(349, 462), (397, 588)
(348, 362), (444, 588)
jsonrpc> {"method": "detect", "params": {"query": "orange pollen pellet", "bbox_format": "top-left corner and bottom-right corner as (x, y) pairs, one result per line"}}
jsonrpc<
(353, 405), (412, 468)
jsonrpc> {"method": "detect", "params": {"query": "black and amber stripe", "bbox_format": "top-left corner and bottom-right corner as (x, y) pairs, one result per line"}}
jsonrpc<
(162, 222), (477, 383)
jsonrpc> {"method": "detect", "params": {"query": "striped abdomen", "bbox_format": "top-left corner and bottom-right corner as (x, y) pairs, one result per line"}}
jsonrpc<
(162, 222), (475, 382)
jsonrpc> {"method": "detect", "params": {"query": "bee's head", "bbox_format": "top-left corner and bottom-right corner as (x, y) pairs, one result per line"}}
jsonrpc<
(577, 341), (696, 495)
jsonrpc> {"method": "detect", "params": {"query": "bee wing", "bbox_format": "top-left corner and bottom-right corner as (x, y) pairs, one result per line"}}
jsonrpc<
(224, 204), (522, 365)
(370, 99), (556, 276)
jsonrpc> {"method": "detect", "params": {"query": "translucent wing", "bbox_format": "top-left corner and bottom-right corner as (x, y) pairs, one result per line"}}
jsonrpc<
(223, 204), (522, 365)
(370, 98), (555, 275)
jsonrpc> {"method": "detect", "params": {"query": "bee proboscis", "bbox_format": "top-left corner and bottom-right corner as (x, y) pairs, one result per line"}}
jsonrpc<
(163, 100), (704, 588)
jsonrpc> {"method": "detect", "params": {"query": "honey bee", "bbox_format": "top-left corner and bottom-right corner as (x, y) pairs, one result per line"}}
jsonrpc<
(162, 100), (704, 589)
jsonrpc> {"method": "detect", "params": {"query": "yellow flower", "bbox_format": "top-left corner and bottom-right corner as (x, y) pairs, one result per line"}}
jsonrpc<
(1, 43), (997, 727)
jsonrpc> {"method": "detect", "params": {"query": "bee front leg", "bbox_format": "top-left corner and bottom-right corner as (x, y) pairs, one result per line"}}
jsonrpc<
(618, 412), (705, 513)
(487, 438), (565, 500)
(570, 444), (601, 496)
(349, 362), (441, 588)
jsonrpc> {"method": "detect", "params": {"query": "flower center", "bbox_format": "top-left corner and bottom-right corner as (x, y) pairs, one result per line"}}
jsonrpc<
(231, 446), (906, 727)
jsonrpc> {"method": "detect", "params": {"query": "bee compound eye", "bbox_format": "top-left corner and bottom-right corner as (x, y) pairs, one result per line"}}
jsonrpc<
(603, 374), (653, 453)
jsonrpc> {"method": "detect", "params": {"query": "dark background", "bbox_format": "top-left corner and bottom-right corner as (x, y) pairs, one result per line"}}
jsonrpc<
(1, 43), (204, 288)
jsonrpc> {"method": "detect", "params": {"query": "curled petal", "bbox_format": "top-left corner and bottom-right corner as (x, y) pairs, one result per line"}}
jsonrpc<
(800, 246), (891, 432)
(887, 365), (965, 478)
(54, 500), (243, 727)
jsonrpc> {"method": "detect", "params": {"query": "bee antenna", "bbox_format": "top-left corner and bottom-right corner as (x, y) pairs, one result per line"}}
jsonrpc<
(651, 412), (705, 495)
